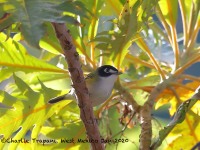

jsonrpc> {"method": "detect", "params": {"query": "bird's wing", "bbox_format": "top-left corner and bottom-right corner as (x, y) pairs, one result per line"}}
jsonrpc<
(85, 72), (95, 80)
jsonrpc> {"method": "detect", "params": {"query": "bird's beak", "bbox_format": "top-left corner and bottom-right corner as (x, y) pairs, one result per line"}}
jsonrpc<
(117, 71), (123, 75)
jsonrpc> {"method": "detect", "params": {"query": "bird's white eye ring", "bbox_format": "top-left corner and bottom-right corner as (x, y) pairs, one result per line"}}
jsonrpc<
(104, 68), (110, 73)
(104, 68), (118, 74)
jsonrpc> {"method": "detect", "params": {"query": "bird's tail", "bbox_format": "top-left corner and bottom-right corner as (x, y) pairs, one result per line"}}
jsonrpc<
(48, 94), (67, 104)
(48, 91), (74, 104)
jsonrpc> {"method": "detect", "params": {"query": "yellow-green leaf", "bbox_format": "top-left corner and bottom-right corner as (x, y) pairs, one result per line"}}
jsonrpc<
(0, 33), (66, 74)
(158, 0), (178, 25)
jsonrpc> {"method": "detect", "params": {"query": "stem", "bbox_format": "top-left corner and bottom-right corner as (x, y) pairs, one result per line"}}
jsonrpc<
(170, 82), (195, 91)
(155, 5), (172, 44)
(136, 36), (166, 80)
(187, 2), (195, 42)
(116, 80), (140, 112)
(174, 54), (200, 76)
(178, 0), (188, 49)
(89, 0), (98, 65)
(156, 5), (180, 72)
(170, 25), (180, 72)
(186, 21), (200, 51)
(126, 54), (156, 69)
(181, 74), (200, 82)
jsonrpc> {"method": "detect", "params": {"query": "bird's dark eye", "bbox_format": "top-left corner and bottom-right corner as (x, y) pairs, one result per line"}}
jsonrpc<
(104, 68), (110, 73)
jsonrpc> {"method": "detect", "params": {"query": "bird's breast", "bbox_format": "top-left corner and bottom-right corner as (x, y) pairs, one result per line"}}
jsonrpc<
(87, 78), (115, 106)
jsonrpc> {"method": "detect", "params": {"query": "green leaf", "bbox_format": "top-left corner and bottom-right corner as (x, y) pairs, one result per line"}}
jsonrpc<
(0, 68), (13, 82)
(101, 0), (123, 16)
(13, 74), (34, 95)
(95, 43), (110, 50)
(15, 72), (70, 90)
(91, 36), (112, 43)
(0, 33), (66, 79)
(56, 1), (90, 19)
(0, 75), (72, 149)
(158, 0), (178, 25)
(93, 0), (158, 67)
(39, 23), (63, 55)
(40, 125), (89, 149)
(0, 90), (17, 107)
(0, 0), (88, 47)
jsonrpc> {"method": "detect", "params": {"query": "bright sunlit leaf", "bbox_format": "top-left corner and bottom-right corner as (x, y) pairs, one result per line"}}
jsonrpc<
(0, 74), (72, 149)
(0, 33), (66, 81)
(158, 0), (178, 25)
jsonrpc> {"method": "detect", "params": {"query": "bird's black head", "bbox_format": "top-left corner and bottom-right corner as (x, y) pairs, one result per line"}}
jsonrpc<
(97, 65), (120, 77)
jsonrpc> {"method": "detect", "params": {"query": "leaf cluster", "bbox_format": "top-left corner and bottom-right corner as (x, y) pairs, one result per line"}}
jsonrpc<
(0, 0), (199, 149)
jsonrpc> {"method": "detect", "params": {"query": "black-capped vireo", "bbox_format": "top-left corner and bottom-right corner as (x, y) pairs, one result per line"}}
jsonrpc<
(48, 65), (122, 106)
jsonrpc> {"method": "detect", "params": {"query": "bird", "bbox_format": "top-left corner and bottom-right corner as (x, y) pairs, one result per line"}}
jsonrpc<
(48, 65), (122, 106)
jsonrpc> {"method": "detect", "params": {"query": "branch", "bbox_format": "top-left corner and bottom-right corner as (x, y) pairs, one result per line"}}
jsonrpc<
(139, 76), (178, 150)
(52, 23), (104, 150)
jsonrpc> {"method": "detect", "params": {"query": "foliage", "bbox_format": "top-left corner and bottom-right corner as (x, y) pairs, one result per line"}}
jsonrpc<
(0, 0), (89, 47)
(0, 0), (199, 149)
